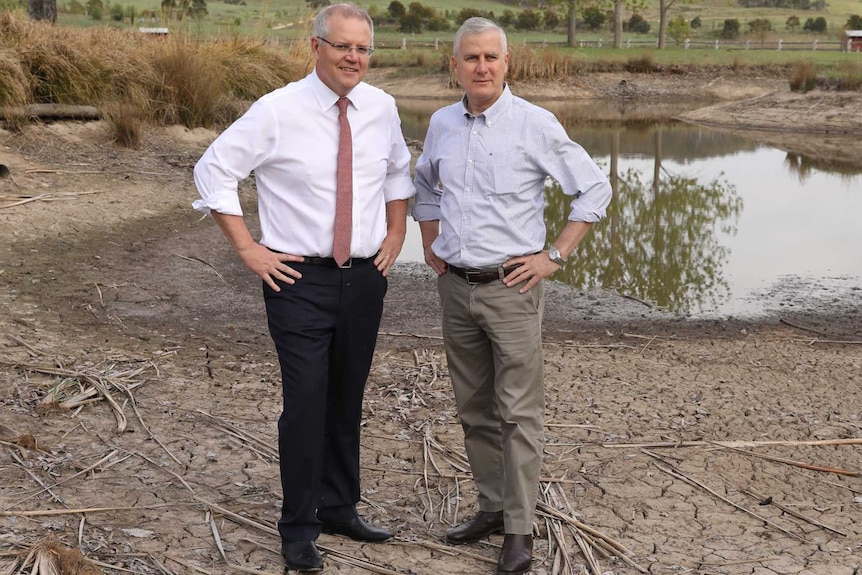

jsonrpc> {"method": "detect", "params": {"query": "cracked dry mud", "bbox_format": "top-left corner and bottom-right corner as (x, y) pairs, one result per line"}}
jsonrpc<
(2, 74), (862, 575)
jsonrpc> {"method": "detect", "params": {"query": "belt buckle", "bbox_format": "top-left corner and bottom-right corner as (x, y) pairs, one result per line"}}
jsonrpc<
(464, 270), (482, 285)
(339, 258), (353, 269)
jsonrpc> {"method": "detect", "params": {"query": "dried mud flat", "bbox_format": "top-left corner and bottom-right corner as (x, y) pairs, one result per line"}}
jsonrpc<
(2, 72), (862, 575)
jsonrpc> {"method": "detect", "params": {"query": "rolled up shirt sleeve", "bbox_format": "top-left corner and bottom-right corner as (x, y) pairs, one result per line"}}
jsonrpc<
(536, 116), (612, 223)
(382, 102), (417, 203)
(411, 117), (443, 222)
(192, 100), (277, 216)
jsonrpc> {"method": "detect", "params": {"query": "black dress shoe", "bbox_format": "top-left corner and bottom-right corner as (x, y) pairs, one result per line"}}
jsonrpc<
(497, 534), (533, 575)
(321, 516), (393, 542)
(446, 510), (504, 545)
(281, 541), (323, 572)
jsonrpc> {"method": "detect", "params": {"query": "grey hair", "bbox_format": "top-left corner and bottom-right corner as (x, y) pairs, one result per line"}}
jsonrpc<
(453, 17), (507, 56)
(313, 4), (374, 44)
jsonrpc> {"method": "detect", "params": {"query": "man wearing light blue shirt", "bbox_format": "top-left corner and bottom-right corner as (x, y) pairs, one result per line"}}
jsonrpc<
(194, 4), (414, 572)
(412, 17), (612, 575)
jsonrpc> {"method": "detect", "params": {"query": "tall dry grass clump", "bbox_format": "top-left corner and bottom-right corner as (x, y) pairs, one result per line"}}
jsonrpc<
(0, 12), (309, 144)
(507, 44), (580, 82)
(789, 61), (817, 93)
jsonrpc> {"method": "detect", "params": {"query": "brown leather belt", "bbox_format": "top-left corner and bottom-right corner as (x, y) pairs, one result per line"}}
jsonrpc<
(448, 263), (521, 285)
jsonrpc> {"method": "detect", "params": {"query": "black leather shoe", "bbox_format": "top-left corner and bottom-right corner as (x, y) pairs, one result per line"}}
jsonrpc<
(321, 516), (393, 542)
(281, 541), (323, 572)
(446, 510), (504, 545)
(497, 534), (533, 575)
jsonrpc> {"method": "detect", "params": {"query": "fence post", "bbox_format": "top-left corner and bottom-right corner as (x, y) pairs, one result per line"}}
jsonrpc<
(434, 38), (438, 50)
(849, 38), (853, 52)
(542, 39), (547, 48)
(812, 38), (817, 51)
(401, 37), (406, 50)
(626, 39), (631, 48)
(684, 38), (690, 49)
(714, 39), (719, 50)
(777, 39), (782, 51)
(598, 38), (602, 48)
(745, 39), (750, 50)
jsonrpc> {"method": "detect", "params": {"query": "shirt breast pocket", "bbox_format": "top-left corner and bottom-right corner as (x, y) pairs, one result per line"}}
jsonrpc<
(486, 162), (520, 197)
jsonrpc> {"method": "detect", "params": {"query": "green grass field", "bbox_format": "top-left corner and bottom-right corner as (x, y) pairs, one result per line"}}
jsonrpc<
(37, 0), (862, 47)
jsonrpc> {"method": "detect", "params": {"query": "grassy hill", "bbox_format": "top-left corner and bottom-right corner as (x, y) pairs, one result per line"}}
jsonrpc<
(29, 0), (862, 47)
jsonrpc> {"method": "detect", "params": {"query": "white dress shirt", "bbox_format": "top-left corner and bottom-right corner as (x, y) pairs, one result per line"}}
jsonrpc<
(193, 70), (415, 258)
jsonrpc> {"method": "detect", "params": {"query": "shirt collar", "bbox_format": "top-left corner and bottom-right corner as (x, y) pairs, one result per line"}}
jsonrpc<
(460, 83), (512, 127)
(309, 69), (364, 112)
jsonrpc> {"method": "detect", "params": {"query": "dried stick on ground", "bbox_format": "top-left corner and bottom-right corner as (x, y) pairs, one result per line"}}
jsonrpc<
(738, 487), (847, 537)
(603, 438), (862, 449)
(6, 450), (120, 510)
(643, 450), (808, 543)
(711, 442), (860, 477)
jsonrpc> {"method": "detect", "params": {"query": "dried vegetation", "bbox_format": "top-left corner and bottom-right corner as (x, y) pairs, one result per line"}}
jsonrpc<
(0, 12), (310, 142)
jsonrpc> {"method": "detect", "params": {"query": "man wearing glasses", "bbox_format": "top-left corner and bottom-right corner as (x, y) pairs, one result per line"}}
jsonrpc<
(193, 3), (414, 572)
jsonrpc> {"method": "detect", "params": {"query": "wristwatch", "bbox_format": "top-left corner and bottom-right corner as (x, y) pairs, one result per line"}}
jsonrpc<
(548, 245), (566, 267)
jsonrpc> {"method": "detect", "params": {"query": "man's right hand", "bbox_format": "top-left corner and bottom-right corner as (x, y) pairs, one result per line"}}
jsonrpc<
(211, 212), (303, 292)
(424, 245), (448, 276)
(237, 243), (303, 292)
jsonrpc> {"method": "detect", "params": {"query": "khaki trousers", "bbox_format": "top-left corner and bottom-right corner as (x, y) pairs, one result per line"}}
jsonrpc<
(438, 271), (545, 535)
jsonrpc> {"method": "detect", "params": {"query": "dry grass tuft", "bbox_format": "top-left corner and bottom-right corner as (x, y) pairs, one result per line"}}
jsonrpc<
(0, 12), (310, 129)
(508, 44), (580, 82)
(624, 54), (656, 74)
(789, 61), (817, 93)
(103, 102), (143, 148)
(13, 538), (102, 575)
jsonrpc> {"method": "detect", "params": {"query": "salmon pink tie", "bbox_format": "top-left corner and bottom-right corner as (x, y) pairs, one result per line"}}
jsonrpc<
(333, 96), (353, 266)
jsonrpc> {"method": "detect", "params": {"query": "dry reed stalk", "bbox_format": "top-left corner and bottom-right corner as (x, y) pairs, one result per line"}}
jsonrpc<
(378, 331), (444, 340)
(7, 449), (64, 505)
(173, 254), (227, 284)
(207, 510), (228, 561)
(198, 410), (278, 460)
(0, 504), (176, 517)
(711, 442), (860, 477)
(317, 546), (404, 575)
(572, 531), (601, 575)
(4, 334), (46, 355)
(6, 450), (120, 510)
(738, 486), (847, 537)
(421, 432), (435, 517)
(165, 553), (281, 575)
(644, 451), (808, 543)
(402, 540), (496, 565)
(535, 502), (642, 565)
(3, 359), (153, 433)
(603, 437), (862, 449)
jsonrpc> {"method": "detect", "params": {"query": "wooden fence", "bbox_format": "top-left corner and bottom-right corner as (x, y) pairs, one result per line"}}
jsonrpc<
(374, 37), (857, 53)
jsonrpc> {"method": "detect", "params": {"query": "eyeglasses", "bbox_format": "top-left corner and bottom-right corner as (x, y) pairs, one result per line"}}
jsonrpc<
(317, 36), (374, 57)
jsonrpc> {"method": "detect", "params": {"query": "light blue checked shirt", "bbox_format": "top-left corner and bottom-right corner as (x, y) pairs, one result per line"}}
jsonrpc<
(412, 85), (612, 269)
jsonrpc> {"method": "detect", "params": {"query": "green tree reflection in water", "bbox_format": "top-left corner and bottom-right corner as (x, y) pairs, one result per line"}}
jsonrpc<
(545, 127), (744, 314)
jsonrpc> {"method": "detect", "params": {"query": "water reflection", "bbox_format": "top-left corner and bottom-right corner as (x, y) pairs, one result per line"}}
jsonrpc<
(397, 99), (862, 316)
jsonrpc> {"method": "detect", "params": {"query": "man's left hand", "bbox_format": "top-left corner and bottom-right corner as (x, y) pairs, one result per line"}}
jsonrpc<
(502, 251), (561, 294)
